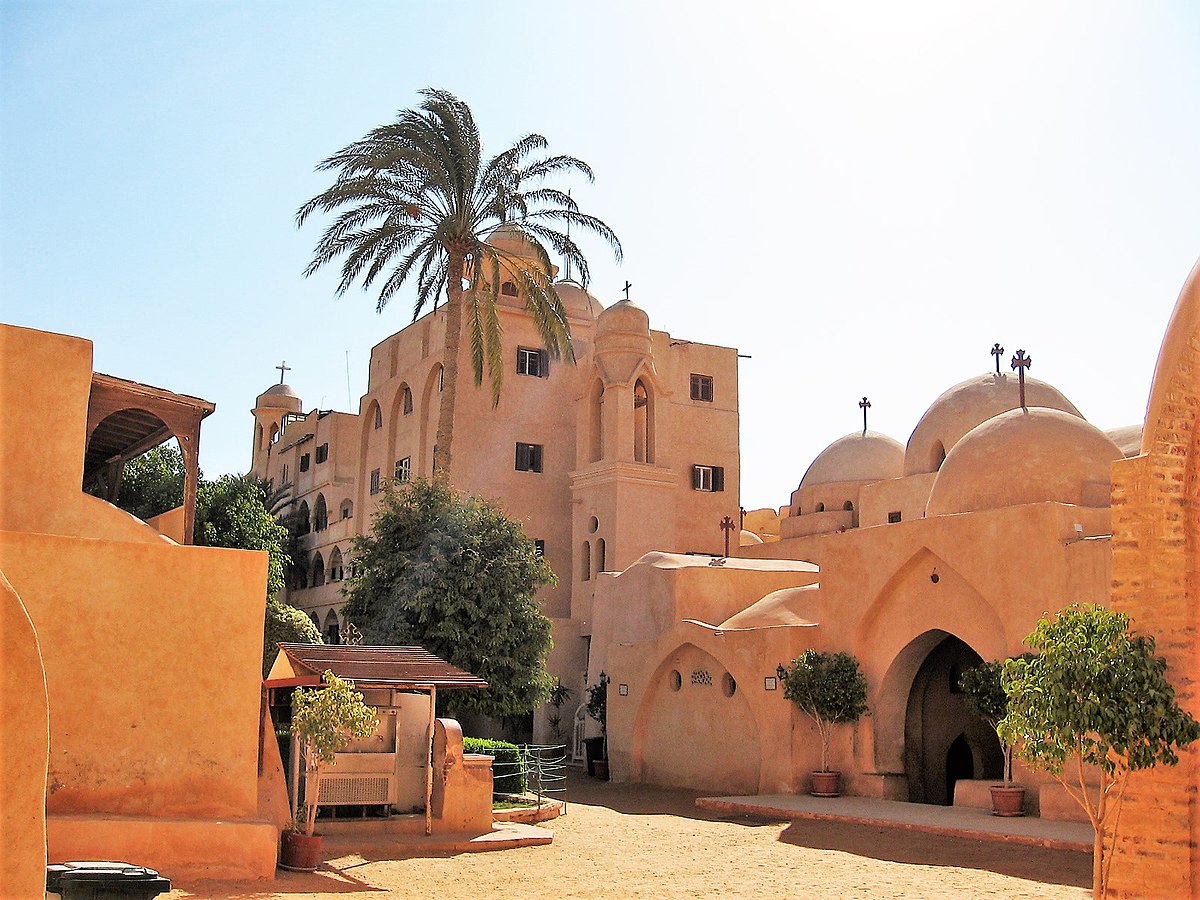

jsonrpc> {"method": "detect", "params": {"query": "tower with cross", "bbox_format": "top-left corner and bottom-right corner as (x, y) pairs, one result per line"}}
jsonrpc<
(991, 344), (1004, 375)
(1010, 349), (1032, 409)
(859, 397), (871, 436)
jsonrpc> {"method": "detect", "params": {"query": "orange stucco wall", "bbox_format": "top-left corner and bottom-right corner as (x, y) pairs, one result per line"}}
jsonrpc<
(0, 569), (50, 899)
(0, 323), (278, 880)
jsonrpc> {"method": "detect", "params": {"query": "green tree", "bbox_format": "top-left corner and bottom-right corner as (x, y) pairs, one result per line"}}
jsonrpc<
(957, 655), (1034, 786)
(999, 605), (1200, 900)
(88, 444), (188, 520)
(782, 650), (870, 773)
(196, 474), (291, 598)
(343, 478), (556, 718)
(263, 600), (322, 678)
(297, 87), (621, 478)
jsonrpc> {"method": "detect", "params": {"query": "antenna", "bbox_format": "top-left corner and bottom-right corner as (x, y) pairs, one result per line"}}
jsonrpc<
(564, 189), (572, 282)
(345, 351), (352, 409)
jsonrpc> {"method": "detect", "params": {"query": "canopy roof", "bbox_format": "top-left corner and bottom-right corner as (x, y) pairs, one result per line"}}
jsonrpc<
(265, 643), (488, 691)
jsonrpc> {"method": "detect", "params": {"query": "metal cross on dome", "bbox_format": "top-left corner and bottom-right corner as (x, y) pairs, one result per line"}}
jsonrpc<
(720, 515), (737, 557)
(1010, 349), (1032, 409)
(622, 280), (632, 301)
(859, 396), (871, 435)
(991, 343), (1005, 374)
(275, 361), (291, 384)
(340, 622), (364, 646)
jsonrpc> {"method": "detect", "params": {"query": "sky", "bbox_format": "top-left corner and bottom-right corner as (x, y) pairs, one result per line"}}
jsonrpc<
(3, 1), (1199, 511)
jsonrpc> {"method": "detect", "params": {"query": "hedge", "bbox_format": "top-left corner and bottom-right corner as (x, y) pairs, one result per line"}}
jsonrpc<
(463, 737), (527, 796)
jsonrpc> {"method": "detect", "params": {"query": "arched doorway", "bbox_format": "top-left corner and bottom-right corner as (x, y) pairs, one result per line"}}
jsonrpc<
(904, 634), (1002, 804)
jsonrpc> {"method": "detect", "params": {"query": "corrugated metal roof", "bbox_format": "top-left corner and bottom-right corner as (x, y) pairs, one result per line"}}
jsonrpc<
(272, 643), (488, 690)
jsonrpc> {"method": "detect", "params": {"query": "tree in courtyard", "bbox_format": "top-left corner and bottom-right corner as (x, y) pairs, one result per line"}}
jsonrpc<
(297, 87), (622, 478)
(999, 604), (1200, 900)
(781, 650), (869, 774)
(342, 478), (556, 718)
(86, 444), (189, 521)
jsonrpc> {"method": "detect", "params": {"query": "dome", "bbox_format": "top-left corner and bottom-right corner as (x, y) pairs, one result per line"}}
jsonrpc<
(554, 279), (605, 320)
(718, 585), (821, 630)
(487, 223), (541, 259)
(256, 382), (302, 413)
(597, 298), (650, 337)
(905, 372), (1082, 475)
(1105, 424), (1143, 458)
(739, 529), (764, 546)
(926, 407), (1122, 516)
(798, 431), (905, 490)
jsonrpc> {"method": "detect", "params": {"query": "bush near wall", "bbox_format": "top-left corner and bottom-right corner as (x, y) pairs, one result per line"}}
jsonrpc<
(463, 737), (527, 796)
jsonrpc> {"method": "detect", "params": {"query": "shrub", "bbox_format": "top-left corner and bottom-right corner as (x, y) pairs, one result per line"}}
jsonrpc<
(464, 737), (528, 796)
(782, 649), (869, 773)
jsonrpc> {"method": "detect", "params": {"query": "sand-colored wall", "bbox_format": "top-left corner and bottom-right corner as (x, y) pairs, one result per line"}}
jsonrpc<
(0, 569), (49, 899)
(1106, 257), (1200, 899)
(0, 323), (278, 879)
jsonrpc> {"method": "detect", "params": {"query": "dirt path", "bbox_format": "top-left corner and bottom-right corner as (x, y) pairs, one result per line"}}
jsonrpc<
(173, 772), (1091, 899)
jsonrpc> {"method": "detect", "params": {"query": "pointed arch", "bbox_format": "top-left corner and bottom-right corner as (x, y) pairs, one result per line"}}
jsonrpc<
(313, 493), (328, 532)
(634, 378), (655, 463)
(323, 609), (341, 644)
(311, 551), (326, 588)
(588, 378), (604, 462)
(296, 499), (311, 536)
(329, 546), (344, 581)
(419, 365), (443, 476)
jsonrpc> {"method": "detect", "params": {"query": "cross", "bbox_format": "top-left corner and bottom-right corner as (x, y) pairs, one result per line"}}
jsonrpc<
(720, 516), (737, 557)
(991, 343), (1004, 374)
(340, 622), (363, 646)
(275, 361), (291, 384)
(1010, 349), (1032, 409)
(859, 397), (871, 435)
(622, 280), (632, 301)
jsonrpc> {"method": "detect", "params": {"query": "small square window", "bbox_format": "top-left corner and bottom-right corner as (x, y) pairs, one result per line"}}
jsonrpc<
(690, 374), (714, 402)
(691, 464), (724, 492)
(394, 456), (411, 483)
(370, 468), (381, 495)
(517, 347), (546, 378)
(315, 443), (329, 464)
(515, 442), (544, 473)
(887, 511), (902, 524)
(299, 453), (310, 473)
(534, 539), (545, 557)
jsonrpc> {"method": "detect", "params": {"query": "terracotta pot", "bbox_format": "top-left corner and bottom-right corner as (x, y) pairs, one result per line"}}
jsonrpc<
(810, 771), (841, 797)
(280, 830), (323, 871)
(989, 785), (1026, 817)
(593, 759), (610, 780)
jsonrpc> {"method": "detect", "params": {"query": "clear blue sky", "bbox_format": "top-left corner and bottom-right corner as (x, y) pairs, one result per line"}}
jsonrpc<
(3, 1), (1199, 510)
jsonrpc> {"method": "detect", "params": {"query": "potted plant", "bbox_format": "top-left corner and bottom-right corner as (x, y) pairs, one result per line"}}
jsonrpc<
(585, 672), (609, 780)
(781, 650), (868, 797)
(281, 669), (378, 871)
(958, 658), (1026, 816)
(547, 678), (572, 745)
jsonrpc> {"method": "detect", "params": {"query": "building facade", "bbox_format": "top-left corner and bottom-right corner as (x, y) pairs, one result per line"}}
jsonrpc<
(251, 228), (742, 742)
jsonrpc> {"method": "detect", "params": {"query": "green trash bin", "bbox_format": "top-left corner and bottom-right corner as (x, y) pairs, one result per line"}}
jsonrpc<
(46, 862), (171, 900)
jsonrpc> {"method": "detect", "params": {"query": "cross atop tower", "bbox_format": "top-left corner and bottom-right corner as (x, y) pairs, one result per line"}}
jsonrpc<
(1010, 349), (1032, 409)
(991, 343), (1005, 375)
(859, 396), (871, 435)
(275, 361), (291, 384)
(622, 280), (632, 301)
(720, 515), (737, 557)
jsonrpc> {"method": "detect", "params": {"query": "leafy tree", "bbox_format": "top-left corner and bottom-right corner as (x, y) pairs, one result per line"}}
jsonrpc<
(999, 605), (1200, 900)
(196, 474), (290, 598)
(343, 478), (556, 718)
(263, 600), (322, 678)
(291, 670), (378, 835)
(87, 444), (188, 521)
(297, 87), (621, 478)
(782, 650), (869, 773)
(957, 655), (1034, 786)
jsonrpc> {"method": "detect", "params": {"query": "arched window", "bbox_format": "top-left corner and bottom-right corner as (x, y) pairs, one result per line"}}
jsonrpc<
(402, 385), (413, 415)
(324, 609), (341, 645)
(589, 380), (604, 462)
(437, 365), (444, 392)
(329, 547), (344, 582)
(815, 503), (825, 513)
(597, 538), (606, 574)
(582, 541), (591, 581)
(313, 494), (328, 532)
(931, 440), (947, 471)
(340, 499), (353, 520)
(296, 500), (311, 535)
(311, 552), (326, 588)
(501, 281), (518, 297)
(374, 404), (383, 429)
(256, 422), (264, 451)
(633, 379), (654, 463)
(309, 612), (320, 630)
(843, 500), (854, 511)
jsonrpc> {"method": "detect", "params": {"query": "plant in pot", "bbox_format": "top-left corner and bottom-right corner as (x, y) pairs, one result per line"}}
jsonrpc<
(781, 650), (868, 797)
(957, 658), (1026, 816)
(281, 669), (378, 871)
(547, 678), (572, 744)
(585, 672), (609, 780)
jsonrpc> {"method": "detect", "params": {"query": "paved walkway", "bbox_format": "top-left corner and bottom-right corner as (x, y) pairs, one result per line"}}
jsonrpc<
(696, 793), (1094, 852)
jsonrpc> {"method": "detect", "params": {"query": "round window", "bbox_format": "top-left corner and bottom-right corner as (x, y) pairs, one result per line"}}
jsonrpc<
(588, 516), (599, 534)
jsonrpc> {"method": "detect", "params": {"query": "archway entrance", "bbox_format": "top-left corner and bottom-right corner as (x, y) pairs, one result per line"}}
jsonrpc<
(904, 634), (1001, 804)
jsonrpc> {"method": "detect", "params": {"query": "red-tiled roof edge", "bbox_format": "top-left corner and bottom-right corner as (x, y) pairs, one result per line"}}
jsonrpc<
(276, 643), (488, 689)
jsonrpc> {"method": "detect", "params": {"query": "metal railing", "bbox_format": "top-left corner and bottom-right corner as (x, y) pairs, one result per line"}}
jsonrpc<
(490, 743), (569, 814)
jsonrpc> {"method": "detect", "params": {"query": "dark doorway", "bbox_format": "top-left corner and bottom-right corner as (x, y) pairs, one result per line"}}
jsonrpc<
(904, 634), (1002, 804)
(945, 733), (975, 804)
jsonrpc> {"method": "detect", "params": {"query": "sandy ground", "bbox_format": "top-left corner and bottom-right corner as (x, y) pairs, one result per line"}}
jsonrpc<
(171, 772), (1091, 900)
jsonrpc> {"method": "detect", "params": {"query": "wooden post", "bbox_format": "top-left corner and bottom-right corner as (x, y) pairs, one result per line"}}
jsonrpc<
(425, 685), (436, 836)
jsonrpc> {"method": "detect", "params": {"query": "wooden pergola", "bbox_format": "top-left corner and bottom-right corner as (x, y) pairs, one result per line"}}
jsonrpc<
(83, 373), (215, 544)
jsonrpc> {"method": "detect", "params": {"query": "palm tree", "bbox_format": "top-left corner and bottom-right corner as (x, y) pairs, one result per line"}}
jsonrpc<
(297, 88), (621, 479)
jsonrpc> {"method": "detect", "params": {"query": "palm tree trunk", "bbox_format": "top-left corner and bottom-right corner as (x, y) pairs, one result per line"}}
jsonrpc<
(433, 251), (465, 478)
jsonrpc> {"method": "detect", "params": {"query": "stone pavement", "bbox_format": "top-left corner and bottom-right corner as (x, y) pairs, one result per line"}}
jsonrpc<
(696, 793), (1094, 852)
